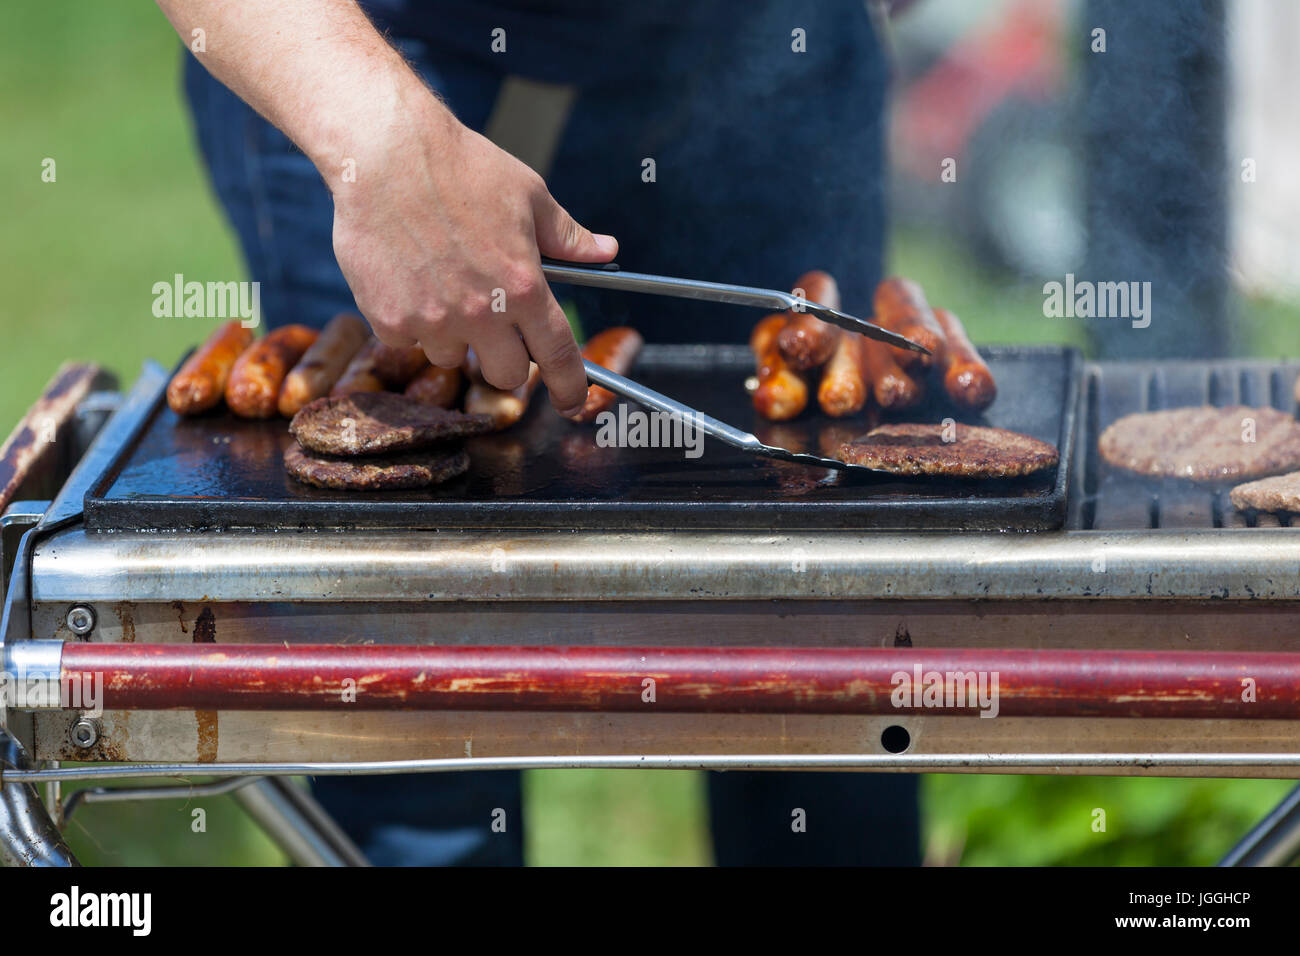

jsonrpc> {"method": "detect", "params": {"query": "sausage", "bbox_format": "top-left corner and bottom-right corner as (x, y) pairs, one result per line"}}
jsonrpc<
(465, 363), (541, 431)
(167, 321), (255, 415)
(567, 326), (645, 423)
(225, 324), (318, 419)
(751, 314), (808, 421)
(777, 271), (842, 371)
(873, 277), (946, 368)
(933, 307), (997, 410)
(277, 313), (370, 417)
(330, 339), (386, 397)
(817, 332), (869, 418)
(372, 344), (429, 388)
(859, 335), (924, 410)
(404, 364), (464, 408)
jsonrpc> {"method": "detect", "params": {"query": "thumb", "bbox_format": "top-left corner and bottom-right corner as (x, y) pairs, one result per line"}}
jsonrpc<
(534, 192), (618, 263)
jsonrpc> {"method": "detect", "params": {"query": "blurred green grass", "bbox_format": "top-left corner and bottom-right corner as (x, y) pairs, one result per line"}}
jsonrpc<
(6, 1), (1296, 867)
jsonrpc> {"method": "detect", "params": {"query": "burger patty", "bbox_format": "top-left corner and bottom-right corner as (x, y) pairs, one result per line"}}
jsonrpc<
(290, 391), (494, 456)
(285, 443), (470, 491)
(1098, 406), (1300, 482)
(837, 423), (1059, 477)
(1229, 471), (1300, 512)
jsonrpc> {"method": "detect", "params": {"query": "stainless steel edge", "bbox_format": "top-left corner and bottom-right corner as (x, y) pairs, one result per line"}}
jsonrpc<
(37, 360), (168, 530)
(8, 752), (1300, 784)
(28, 526), (1300, 603)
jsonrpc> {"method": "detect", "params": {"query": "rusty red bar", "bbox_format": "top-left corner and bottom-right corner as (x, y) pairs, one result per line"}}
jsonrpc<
(56, 644), (1300, 718)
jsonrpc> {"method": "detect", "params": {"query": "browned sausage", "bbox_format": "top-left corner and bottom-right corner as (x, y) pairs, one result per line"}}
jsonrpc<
(859, 335), (924, 410)
(404, 364), (464, 408)
(372, 344), (429, 388)
(167, 321), (255, 415)
(277, 313), (370, 417)
(751, 314), (808, 421)
(330, 339), (386, 397)
(567, 326), (645, 423)
(465, 363), (541, 431)
(873, 277), (945, 368)
(929, 307), (996, 410)
(933, 307), (996, 410)
(225, 325), (318, 419)
(817, 332), (869, 418)
(777, 271), (842, 371)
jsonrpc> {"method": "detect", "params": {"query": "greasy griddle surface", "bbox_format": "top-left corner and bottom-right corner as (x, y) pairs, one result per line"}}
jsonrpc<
(85, 345), (1079, 531)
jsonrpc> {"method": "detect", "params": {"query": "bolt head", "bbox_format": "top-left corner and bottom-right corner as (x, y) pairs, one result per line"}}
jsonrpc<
(69, 718), (98, 749)
(66, 605), (95, 636)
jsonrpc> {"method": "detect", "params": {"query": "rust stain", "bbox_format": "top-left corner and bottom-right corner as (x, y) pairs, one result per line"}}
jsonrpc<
(196, 710), (219, 762)
(194, 606), (219, 759)
(193, 606), (216, 643)
(114, 602), (136, 643)
(172, 601), (188, 634)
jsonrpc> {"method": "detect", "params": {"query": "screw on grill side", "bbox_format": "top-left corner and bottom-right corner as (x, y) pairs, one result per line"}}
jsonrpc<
(65, 605), (96, 638)
(68, 718), (98, 750)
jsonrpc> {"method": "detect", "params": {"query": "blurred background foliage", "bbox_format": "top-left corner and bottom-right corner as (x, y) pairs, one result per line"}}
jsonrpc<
(4, 2), (1296, 865)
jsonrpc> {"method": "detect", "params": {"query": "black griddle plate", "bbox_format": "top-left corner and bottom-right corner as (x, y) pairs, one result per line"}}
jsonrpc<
(84, 344), (1080, 532)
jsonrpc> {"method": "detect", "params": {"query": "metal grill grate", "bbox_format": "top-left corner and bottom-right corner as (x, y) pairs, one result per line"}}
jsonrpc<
(1069, 360), (1300, 530)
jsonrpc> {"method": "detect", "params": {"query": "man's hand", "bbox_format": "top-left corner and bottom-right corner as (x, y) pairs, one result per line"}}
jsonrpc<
(155, 0), (615, 415)
(332, 95), (616, 414)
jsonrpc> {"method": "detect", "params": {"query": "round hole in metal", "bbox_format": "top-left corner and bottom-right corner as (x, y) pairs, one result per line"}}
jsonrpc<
(880, 725), (911, 754)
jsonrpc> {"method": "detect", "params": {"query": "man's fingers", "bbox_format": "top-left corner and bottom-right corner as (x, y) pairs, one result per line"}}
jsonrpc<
(474, 330), (532, 392)
(421, 341), (468, 370)
(533, 191), (618, 263)
(520, 298), (589, 414)
(369, 323), (419, 348)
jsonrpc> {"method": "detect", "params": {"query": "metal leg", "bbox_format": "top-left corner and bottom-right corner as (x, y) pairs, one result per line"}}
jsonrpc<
(232, 777), (369, 867)
(0, 730), (78, 867)
(1217, 783), (1300, 867)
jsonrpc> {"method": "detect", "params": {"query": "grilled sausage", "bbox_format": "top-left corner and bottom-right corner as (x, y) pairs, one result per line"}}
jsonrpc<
(372, 344), (429, 388)
(873, 277), (945, 368)
(751, 314), (808, 421)
(817, 332), (869, 418)
(404, 364), (464, 408)
(277, 313), (370, 417)
(167, 321), (255, 415)
(225, 324), (318, 419)
(465, 363), (541, 431)
(934, 307), (997, 410)
(859, 335), (924, 410)
(330, 339), (386, 397)
(567, 326), (645, 423)
(777, 271), (842, 371)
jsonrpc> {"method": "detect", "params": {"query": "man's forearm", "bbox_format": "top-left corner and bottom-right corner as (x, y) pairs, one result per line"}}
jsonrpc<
(155, 0), (451, 182)
(160, 0), (615, 414)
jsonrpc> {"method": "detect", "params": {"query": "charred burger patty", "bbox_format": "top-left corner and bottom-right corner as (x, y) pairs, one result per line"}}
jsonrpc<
(837, 423), (1058, 478)
(289, 391), (493, 456)
(284, 443), (470, 491)
(1099, 406), (1300, 482)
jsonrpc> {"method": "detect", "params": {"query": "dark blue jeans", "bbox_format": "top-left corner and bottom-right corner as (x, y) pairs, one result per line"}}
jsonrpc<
(183, 2), (918, 865)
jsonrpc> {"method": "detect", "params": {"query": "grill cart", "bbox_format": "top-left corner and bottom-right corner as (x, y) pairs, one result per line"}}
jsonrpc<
(3, 350), (1300, 866)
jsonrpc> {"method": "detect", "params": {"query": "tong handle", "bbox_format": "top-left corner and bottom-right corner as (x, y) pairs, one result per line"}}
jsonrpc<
(540, 256), (621, 273)
(543, 259), (792, 312)
(581, 360), (761, 454)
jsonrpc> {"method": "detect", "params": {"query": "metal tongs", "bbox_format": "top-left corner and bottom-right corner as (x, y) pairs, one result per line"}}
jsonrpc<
(541, 258), (929, 355)
(544, 258), (927, 474)
(540, 257), (925, 476)
(580, 360), (881, 473)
